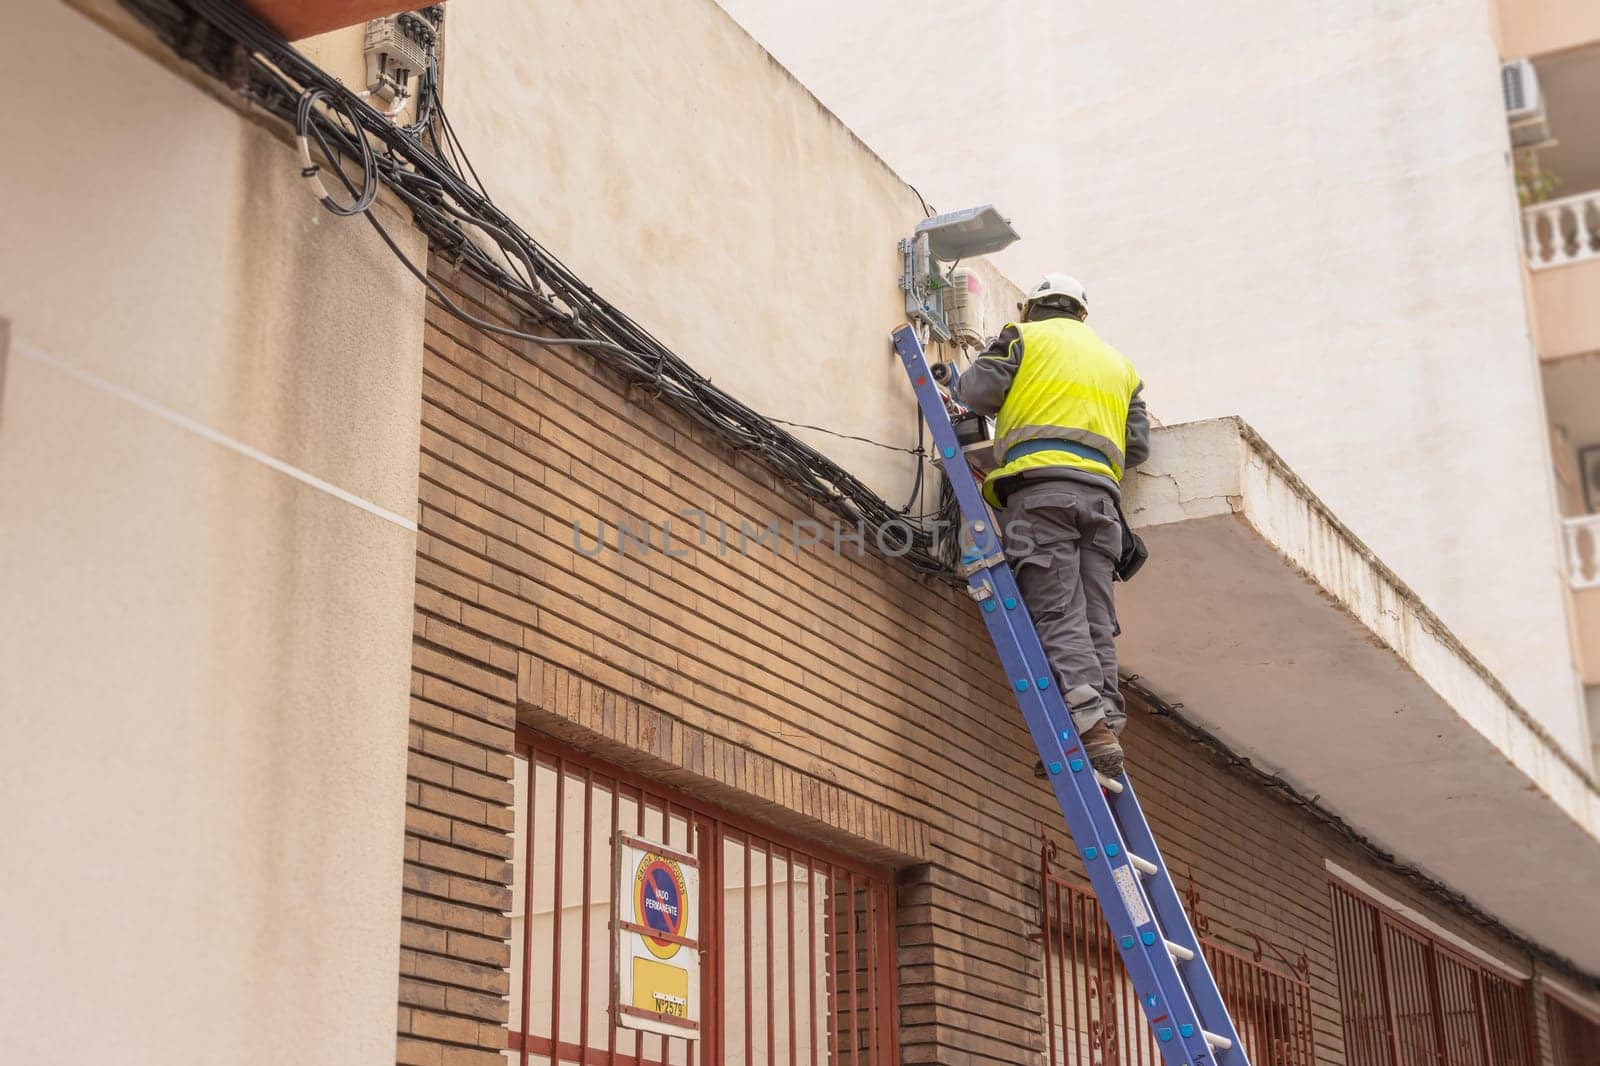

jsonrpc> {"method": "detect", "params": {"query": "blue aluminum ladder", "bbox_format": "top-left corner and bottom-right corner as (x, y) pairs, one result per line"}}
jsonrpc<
(891, 324), (1249, 1066)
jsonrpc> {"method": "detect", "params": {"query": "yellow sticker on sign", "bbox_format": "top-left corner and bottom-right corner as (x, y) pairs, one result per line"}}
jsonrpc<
(631, 956), (690, 1018)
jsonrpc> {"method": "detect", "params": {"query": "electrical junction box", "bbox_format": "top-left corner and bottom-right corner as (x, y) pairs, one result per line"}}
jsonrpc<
(954, 411), (997, 475)
(364, 6), (441, 102)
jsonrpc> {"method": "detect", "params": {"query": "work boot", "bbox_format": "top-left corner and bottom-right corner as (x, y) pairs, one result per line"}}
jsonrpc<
(1032, 725), (1125, 779)
(1082, 721), (1125, 777)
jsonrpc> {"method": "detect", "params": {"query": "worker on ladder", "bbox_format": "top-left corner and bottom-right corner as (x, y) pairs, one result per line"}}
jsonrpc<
(951, 274), (1149, 776)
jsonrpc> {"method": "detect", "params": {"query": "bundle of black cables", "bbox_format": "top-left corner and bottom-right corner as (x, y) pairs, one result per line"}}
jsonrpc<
(119, 0), (948, 574)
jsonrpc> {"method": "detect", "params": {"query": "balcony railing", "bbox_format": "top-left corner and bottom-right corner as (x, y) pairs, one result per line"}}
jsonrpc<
(1524, 191), (1600, 269)
(1566, 514), (1600, 590)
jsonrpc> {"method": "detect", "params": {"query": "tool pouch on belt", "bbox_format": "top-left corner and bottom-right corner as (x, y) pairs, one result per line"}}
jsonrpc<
(1111, 498), (1148, 582)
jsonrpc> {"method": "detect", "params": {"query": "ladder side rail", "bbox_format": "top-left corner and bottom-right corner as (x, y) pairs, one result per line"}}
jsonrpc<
(973, 551), (1221, 1066)
(891, 326), (1229, 1066)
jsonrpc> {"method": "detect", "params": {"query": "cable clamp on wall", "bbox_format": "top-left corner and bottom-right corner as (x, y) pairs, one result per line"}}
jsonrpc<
(294, 133), (333, 206)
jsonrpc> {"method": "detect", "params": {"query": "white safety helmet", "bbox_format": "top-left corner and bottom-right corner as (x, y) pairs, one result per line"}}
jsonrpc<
(1021, 273), (1088, 317)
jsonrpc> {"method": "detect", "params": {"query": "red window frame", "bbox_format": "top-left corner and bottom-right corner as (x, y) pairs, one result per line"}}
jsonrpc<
(1327, 879), (1536, 1066)
(1546, 986), (1600, 1066)
(509, 728), (900, 1065)
(1036, 834), (1319, 1066)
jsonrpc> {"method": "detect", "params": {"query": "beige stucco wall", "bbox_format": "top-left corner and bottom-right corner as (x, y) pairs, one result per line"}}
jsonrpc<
(439, 0), (1020, 510)
(718, 0), (1591, 763)
(1495, 0), (1600, 59)
(0, 5), (425, 1065)
(1531, 257), (1600, 361)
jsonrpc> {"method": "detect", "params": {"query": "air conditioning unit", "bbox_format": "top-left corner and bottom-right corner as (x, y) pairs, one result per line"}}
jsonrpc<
(944, 267), (987, 349)
(1501, 59), (1550, 148)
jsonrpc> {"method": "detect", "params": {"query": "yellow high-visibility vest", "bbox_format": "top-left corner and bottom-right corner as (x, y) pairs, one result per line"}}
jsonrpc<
(984, 318), (1141, 508)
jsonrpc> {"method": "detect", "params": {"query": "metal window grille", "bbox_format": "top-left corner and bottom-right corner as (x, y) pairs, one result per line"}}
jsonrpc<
(1036, 835), (1317, 1066)
(509, 731), (899, 1065)
(1327, 881), (1536, 1066)
(1547, 990), (1600, 1066)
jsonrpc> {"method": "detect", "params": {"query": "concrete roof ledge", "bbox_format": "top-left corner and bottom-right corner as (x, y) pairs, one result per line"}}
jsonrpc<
(1121, 417), (1600, 971)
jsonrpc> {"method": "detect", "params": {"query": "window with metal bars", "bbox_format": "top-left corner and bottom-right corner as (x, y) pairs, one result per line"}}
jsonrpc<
(507, 731), (899, 1065)
(1547, 989), (1600, 1066)
(1035, 835), (1318, 1066)
(1327, 880), (1536, 1066)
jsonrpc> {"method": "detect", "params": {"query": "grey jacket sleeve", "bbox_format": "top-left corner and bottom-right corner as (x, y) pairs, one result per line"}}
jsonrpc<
(1124, 383), (1151, 469)
(953, 325), (1023, 416)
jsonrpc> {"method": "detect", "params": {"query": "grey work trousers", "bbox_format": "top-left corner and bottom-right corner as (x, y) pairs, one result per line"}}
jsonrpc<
(999, 479), (1126, 735)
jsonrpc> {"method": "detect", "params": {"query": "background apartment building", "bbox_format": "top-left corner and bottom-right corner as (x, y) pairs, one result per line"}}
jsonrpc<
(2, 2), (1599, 1066)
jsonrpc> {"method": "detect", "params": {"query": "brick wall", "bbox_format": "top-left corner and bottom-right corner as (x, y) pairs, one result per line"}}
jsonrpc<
(398, 259), (1594, 1065)
(398, 358), (520, 1066)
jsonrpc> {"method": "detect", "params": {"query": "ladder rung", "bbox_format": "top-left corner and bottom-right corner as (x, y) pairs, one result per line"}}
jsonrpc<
(1203, 1030), (1233, 1051)
(1165, 939), (1195, 962)
(1129, 853), (1157, 876)
(1095, 772), (1124, 794)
